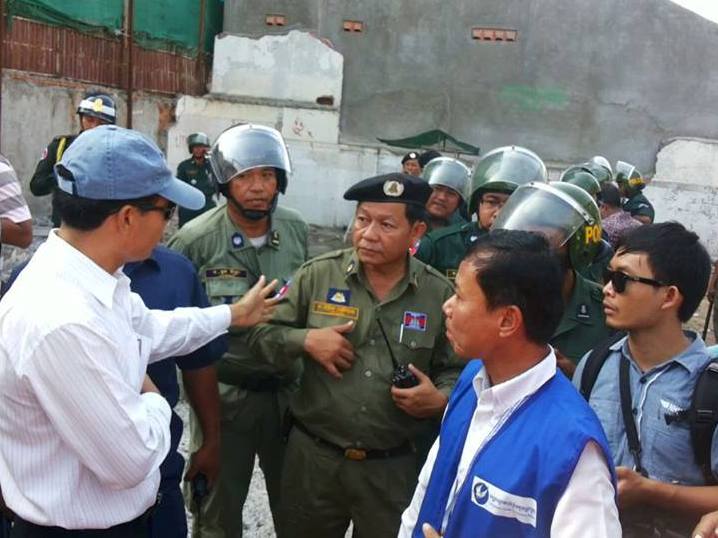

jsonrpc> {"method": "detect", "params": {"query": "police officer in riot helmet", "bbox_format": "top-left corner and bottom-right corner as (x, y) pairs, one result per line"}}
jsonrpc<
(492, 181), (611, 376)
(422, 157), (471, 231)
(615, 160), (654, 224)
(30, 91), (117, 226)
(176, 132), (215, 227)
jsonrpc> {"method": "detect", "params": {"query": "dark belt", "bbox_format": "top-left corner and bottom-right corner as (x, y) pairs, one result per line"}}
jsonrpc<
(235, 376), (283, 393)
(293, 419), (413, 461)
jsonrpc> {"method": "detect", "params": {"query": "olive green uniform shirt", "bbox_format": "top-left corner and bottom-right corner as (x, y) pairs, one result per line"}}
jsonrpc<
(247, 248), (462, 450)
(415, 221), (486, 280)
(168, 203), (309, 384)
(623, 192), (654, 222)
(30, 134), (77, 226)
(176, 157), (216, 227)
(551, 271), (611, 364)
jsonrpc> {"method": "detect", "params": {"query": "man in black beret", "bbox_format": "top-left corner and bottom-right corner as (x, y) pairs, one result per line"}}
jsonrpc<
(401, 151), (422, 176)
(247, 173), (462, 537)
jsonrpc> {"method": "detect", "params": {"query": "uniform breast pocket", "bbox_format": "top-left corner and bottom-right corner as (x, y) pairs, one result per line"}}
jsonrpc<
(205, 277), (250, 306)
(399, 331), (437, 370)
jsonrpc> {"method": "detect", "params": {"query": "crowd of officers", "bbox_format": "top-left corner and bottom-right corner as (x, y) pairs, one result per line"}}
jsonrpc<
(5, 90), (718, 538)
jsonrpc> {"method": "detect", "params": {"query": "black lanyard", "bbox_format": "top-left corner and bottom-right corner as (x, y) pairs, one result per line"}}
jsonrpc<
(619, 357), (649, 477)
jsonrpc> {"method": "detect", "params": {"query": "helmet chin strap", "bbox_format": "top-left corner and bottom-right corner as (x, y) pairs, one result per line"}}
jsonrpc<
(227, 192), (278, 221)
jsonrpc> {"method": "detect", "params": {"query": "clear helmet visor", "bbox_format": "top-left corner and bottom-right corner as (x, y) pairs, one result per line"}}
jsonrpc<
(209, 124), (292, 185)
(423, 157), (471, 201)
(491, 184), (588, 249)
(474, 147), (547, 191)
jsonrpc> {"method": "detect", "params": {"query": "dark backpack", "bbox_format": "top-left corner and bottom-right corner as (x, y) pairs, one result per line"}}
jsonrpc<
(579, 332), (718, 484)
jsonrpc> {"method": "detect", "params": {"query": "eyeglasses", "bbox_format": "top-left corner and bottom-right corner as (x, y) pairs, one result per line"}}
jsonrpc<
(603, 268), (667, 293)
(480, 198), (507, 209)
(138, 203), (176, 221)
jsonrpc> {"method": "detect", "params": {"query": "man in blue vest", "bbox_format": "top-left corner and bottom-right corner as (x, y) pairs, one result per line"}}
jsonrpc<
(399, 230), (620, 537)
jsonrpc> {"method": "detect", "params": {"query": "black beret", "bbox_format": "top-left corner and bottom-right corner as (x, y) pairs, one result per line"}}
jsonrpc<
(401, 151), (420, 164)
(344, 173), (432, 207)
(418, 150), (442, 168)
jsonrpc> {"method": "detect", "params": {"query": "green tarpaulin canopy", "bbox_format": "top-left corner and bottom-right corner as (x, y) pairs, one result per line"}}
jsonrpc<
(377, 129), (480, 156)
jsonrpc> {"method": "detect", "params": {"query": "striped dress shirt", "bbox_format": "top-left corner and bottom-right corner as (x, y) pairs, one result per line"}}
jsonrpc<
(0, 231), (231, 529)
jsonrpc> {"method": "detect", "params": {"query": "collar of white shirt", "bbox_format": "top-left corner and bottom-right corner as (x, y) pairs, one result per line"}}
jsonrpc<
(43, 230), (128, 309)
(472, 348), (557, 416)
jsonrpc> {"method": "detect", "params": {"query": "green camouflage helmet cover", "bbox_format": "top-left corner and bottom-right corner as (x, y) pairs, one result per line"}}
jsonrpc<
(468, 145), (547, 214)
(422, 157), (471, 202)
(492, 181), (602, 271)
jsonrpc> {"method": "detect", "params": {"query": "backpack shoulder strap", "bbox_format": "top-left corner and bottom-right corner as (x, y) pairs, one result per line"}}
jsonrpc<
(579, 331), (627, 400)
(690, 358), (718, 484)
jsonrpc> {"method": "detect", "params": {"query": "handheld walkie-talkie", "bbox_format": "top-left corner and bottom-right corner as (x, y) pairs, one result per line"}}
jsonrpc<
(376, 318), (419, 388)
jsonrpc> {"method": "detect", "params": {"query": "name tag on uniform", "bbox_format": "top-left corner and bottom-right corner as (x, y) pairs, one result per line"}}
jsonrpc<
(312, 301), (359, 320)
(206, 268), (248, 279)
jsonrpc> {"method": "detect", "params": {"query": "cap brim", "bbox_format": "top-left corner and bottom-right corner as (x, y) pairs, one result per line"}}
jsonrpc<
(158, 176), (207, 210)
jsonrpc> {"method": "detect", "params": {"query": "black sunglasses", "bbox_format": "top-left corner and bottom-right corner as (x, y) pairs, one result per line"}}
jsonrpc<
(603, 268), (666, 293)
(137, 203), (177, 221)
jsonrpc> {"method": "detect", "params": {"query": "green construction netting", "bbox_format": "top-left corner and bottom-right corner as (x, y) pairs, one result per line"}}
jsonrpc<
(378, 129), (481, 156)
(6, 0), (223, 54)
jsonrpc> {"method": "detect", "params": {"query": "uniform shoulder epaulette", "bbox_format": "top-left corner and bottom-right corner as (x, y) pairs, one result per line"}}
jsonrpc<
(301, 248), (350, 268)
(170, 205), (225, 244)
(419, 260), (453, 285)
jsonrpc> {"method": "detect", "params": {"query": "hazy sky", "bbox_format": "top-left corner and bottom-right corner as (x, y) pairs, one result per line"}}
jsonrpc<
(671, 0), (718, 23)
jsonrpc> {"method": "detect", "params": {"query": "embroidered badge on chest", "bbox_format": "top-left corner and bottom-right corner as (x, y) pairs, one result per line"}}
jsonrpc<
(326, 288), (351, 305)
(403, 311), (428, 331)
(231, 233), (244, 248)
(576, 303), (590, 320)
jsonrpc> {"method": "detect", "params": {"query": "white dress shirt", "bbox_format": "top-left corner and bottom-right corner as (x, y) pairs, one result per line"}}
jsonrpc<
(399, 351), (621, 538)
(0, 231), (231, 529)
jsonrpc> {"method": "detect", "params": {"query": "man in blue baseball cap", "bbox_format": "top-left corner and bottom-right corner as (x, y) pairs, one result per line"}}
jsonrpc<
(0, 125), (279, 537)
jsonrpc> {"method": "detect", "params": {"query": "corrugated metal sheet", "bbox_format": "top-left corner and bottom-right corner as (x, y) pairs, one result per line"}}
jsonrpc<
(3, 18), (208, 95)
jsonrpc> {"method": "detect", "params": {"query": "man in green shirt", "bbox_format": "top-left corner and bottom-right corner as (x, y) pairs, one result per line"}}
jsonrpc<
(247, 173), (461, 538)
(493, 181), (611, 375)
(169, 124), (309, 538)
(176, 132), (216, 227)
(615, 160), (654, 224)
(415, 145), (547, 281)
(421, 157), (470, 232)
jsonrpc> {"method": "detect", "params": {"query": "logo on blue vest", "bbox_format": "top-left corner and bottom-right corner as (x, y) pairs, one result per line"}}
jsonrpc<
(473, 482), (489, 505)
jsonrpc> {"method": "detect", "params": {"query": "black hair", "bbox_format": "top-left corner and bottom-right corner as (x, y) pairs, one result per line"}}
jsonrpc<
(599, 183), (622, 208)
(53, 189), (159, 231)
(616, 222), (711, 322)
(405, 203), (428, 225)
(466, 229), (564, 344)
(418, 150), (442, 169)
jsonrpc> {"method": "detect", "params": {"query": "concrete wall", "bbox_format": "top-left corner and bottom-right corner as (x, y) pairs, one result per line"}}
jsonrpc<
(646, 138), (718, 257)
(223, 0), (718, 172)
(0, 70), (174, 222)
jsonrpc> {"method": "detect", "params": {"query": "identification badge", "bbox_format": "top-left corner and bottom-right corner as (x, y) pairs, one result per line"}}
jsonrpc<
(326, 288), (351, 305)
(403, 311), (427, 331)
(205, 268), (248, 279)
(312, 301), (359, 320)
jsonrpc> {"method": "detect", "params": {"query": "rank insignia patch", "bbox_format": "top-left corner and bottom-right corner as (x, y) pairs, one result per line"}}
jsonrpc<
(403, 311), (428, 331)
(327, 288), (351, 305)
(577, 303), (590, 320)
(312, 301), (359, 320)
(205, 268), (248, 279)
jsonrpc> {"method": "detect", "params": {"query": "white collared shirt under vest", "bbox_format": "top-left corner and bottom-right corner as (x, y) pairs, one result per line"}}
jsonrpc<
(399, 351), (621, 537)
(0, 231), (231, 528)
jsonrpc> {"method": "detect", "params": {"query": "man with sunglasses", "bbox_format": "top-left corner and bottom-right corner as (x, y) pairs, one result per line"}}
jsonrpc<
(573, 222), (718, 537)
(0, 125), (277, 537)
(415, 146), (547, 281)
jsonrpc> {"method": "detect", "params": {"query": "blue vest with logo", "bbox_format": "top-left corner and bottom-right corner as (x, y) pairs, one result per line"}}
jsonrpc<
(413, 359), (616, 537)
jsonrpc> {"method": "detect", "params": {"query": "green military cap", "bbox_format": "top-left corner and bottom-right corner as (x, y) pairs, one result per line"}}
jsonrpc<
(344, 173), (432, 207)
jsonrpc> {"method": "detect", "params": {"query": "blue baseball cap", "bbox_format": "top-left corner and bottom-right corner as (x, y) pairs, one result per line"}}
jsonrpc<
(55, 125), (205, 210)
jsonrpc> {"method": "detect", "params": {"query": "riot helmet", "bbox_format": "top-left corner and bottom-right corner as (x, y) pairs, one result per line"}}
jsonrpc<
(589, 155), (613, 178)
(187, 132), (211, 152)
(614, 160), (645, 196)
(468, 145), (547, 214)
(210, 124), (292, 220)
(582, 161), (612, 185)
(422, 157), (471, 202)
(77, 92), (116, 125)
(560, 169), (601, 200)
(492, 181), (602, 271)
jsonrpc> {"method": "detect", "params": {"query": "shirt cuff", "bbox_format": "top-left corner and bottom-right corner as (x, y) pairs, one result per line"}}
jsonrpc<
(285, 328), (310, 355)
(141, 391), (172, 419)
(207, 304), (232, 333)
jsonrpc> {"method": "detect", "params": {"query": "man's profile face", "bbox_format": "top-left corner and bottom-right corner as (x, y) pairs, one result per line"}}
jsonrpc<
(80, 115), (105, 131)
(402, 159), (421, 176)
(426, 185), (461, 221)
(443, 259), (500, 359)
(477, 192), (510, 230)
(352, 202), (425, 267)
(227, 167), (278, 214)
